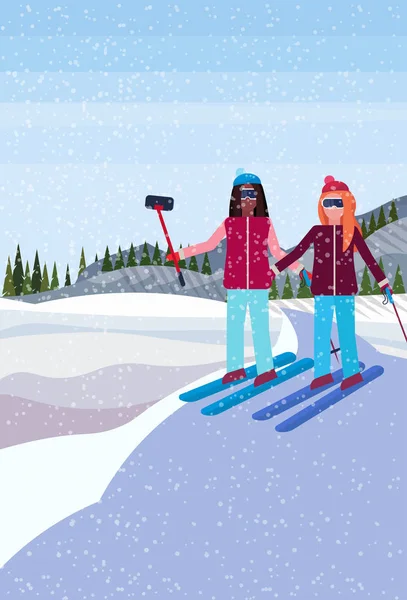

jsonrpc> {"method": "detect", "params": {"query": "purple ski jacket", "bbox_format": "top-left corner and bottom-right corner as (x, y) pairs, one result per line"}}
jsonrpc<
(271, 224), (389, 296)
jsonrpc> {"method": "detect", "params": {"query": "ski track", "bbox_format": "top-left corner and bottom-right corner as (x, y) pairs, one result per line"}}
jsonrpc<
(0, 310), (405, 599)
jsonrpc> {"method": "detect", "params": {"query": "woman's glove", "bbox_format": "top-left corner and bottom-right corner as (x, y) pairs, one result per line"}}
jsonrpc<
(166, 251), (180, 263)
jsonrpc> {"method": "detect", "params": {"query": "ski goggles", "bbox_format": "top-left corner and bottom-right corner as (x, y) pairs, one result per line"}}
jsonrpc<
(240, 188), (257, 200)
(322, 197), (344, 208)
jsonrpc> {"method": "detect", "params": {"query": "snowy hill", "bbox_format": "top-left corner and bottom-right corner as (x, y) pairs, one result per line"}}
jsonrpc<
(357, 193), (407, 226)
(0, 293), (295, 449)
(10, 264), (227, 304)
(0, 292), (296, 567)
(76, 242), (162, 282)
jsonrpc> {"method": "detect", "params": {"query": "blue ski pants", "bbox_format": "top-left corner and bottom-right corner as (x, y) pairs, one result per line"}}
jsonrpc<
(226, 289), (274, 376)
(314, 295), (359, 379)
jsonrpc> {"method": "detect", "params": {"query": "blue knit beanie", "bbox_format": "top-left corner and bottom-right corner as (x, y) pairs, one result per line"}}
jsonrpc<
(233, 168), (261, 187)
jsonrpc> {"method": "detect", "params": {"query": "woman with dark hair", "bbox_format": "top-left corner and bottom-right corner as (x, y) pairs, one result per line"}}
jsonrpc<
(167, 169), (304, 387)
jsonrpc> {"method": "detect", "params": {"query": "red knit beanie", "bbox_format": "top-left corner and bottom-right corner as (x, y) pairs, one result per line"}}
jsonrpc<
(321, 175), (349, 193)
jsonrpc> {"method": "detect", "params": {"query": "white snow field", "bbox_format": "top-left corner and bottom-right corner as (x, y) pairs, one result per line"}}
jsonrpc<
(0, 292), (404, 569)
(0, 293), (294, 379)
(0, 293), (296, 568)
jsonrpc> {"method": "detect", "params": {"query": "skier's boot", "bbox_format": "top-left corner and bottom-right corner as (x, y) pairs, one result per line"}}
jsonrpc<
(340, 372), (363, 391)
(310, 373), (334, 390)
(254, 368), (278, 388)
(222, 368), (247, 385)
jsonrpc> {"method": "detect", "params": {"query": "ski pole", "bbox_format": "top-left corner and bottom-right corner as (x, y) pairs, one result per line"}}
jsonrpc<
(155, 208), (186, 287)
(302, 269), (340, 363)
(383, 287), (407, 343)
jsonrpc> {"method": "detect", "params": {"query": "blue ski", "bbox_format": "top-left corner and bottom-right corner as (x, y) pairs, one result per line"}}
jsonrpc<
(275, 365), (384, 432)
(201, 357), (314, 416)
(179, 352), (296, 403)
(252, 362), (366, 422)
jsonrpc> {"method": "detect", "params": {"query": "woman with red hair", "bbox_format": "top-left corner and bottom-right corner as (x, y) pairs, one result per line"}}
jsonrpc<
(271, 175), (393, 391)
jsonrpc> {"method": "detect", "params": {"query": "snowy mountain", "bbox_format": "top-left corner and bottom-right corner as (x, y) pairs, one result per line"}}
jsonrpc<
(11, 265), (227, 304)
(76, 242), (161, 282)
(6, 198), (407, 304)
(357, 193), (407, 226)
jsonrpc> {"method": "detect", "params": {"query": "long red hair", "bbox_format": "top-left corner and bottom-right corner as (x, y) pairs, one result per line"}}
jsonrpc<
(318, 190), (362, 253)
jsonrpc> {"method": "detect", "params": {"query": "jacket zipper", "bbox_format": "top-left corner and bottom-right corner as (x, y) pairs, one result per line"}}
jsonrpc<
(333, 225), (336, 295)
(246, 217), (250, 289)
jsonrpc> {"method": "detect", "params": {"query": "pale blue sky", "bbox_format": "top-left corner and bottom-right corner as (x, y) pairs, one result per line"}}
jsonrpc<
(1, 1), (407, 276)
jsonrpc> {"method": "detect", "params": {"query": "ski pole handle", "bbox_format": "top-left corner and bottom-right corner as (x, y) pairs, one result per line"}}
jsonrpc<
(385, 286), (394, 305)
(178, 272), (186, 287)
(302, 269), (311, 287)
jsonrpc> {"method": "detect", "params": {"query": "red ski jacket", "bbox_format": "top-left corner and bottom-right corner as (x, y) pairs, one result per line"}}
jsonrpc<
(180, 217), (302, 290)
(271, 225), (388, 296)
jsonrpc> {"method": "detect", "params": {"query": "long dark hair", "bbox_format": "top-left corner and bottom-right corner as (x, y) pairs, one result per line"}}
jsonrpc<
(228, 184), (269, 217)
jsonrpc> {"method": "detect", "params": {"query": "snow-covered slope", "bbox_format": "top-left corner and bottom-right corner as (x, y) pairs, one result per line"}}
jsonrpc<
(0, 293), (297, 568)
(0, 293), (296, 448)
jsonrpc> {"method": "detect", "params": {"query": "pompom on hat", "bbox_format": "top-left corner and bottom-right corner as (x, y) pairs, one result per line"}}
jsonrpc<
(322, 175), (349, 193)
(233, 168), (261, 186)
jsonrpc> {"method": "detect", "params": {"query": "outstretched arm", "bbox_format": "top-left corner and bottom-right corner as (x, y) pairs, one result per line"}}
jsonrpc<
(268, 219), (303, 274)
(271, 226), (316, 276)
(353, 228), (389, 287)
(180, 221), (226, 260)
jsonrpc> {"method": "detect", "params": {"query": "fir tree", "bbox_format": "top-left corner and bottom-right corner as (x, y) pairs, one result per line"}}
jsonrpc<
(361, 219), (368, 239)
(140, 241), (151, 266)
(372, 258), (385, 295)
(188, 255), (199, 272)
(78, 247), (86, 277)
(367, 212), (377, 237)
(388, 200), (399, 224)
(127, 243), (137, 267)
(177, 244), (187, 269)
(296, 280), (313, 299)
(376, 206), (386, 230)
(40, 263), (50, 292)
(152, 242), (163, 266)
(65, 264), (71, 287)
(114, 246), (125, 270)
(95, 253), (99, 262)
(102, 246), (113, 272)
(31, 250), (42, 294)
(201, 252), (212, 276)
(2, 257), (16, 297)
(359, 266), (373, 295)
(164, 245), (174, 267)
(393, 265), (405, 294)
(268, 279), (279, 300)
(22, 260), (32, 295)
(13, 244), (24, 296)
(281, 273), (294, 300)
(50, 262), (59, 290)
